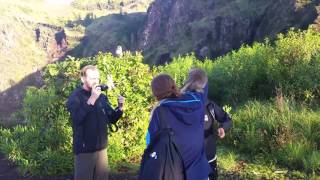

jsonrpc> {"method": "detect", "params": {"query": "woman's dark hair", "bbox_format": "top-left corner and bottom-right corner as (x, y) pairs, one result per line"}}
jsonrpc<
(151, 74), (180, 100)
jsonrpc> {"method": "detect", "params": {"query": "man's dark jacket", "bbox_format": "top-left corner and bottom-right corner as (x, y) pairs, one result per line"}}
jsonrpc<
(66, 86), (123, 154)
(204, 100), (232, 160)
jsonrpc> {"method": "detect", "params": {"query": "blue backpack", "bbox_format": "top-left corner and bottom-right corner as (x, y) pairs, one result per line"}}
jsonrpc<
(138, 106), (186, 180)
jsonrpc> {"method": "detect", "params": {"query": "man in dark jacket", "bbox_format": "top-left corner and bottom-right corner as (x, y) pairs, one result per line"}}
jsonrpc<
(204, 100), (232, 180)
(66, 65), (124, 180)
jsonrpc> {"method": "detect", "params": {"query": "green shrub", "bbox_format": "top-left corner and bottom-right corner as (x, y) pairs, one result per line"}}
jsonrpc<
(224, 99), (320, 173)
(0, 52), (155, 175)
(271, 30), (320, 106)
(159, 54), (215, 92)
(0, 86), (74, 175)
(96, 52), (156, 166)
(160, 30), (320, 107)
(1, 29), (320, 176)
(207, 29), (320, 106)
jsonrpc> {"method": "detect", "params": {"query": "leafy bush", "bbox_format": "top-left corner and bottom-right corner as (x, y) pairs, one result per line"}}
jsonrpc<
(0, 30), (320, 176)
(224, 99), (320, 173)
(159, 54), (215, 93)
(0, 52), (155, 175)
(0, 87), (73, 175)
(271, 30), (320, 106)
(96, 52), (156, 166)
(161, 30), (320, 107)
(217, 37), (318, 105)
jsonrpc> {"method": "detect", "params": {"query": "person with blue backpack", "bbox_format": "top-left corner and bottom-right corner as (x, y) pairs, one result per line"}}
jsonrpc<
(140, 72), (211, 180)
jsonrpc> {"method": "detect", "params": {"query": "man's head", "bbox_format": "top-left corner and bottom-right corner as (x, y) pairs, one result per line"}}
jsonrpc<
(181, 68), (208, 93)
(151, 73), (180, 101)
(80, 65), (100, 91)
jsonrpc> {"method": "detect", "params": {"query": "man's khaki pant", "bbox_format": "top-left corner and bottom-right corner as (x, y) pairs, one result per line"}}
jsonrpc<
(74, 148), (108, 180)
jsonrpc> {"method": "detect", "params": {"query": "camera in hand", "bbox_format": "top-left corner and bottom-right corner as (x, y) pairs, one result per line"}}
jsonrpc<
(97, 84), (108, 91)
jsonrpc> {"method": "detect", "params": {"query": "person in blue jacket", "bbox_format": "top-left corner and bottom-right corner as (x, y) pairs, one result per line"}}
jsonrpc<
(147, 72), (211, 180)
(181, 68), (232, 180)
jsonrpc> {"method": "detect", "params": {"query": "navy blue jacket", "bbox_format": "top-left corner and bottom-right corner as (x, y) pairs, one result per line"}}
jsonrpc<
(147, 84), (211, 180)
(66, 87), (123, 155)
(204, 100), (232, 161)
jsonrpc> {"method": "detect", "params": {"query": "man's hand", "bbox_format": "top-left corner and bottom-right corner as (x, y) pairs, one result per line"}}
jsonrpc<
(118, 95), (125, 111)
(107, 75), (115, 90)
(87, 85), (101, 105)
(217, 128), (225, 139)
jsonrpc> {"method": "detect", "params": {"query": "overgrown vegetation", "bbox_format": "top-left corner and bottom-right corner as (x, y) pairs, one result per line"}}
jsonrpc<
(0, 0), (151, 92)
(162, 30), (320, 107)
(0, 52), (155, 175)
(0, 0), (151, 127)
(0, 29), (319, 178)
(225, 100), (320, 173)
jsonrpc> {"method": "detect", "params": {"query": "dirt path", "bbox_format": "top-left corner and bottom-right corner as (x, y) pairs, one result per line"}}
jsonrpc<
(0, 153), (137, 180)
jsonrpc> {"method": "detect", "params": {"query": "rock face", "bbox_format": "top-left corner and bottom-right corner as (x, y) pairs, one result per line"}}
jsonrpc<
(0, 20), (67, 124)
(35, 23), (68, 62)
(69, 13), (146, 58)
(139, 0), (320, 64)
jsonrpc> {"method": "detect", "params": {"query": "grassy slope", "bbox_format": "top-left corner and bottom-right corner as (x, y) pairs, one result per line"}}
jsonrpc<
(0, 0), (151, 126)
(0, 0), (73, 92)
(0, 0), (151, 92)
(1, 0), (317, 178)
(0, 0), (47, 92)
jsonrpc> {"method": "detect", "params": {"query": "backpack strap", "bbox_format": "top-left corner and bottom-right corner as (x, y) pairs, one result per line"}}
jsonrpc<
(207, 101), (216, 121)
(156, 106), (170, 130)
(205, 101), (216, 137)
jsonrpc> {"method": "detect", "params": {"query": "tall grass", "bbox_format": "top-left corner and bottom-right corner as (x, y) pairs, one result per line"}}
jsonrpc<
(224, 98), (320, 173)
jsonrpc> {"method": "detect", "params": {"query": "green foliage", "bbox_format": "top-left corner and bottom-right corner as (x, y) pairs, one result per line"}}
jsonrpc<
(224, 99), (320, 173)
(96, 52), (156, 167)
(159, 54), (214, 88)
(208, 42), (274, 105)
(208, 29), (320, 106)
(159, 29), (320, 175)
(217, 146), (319, 179)
(159, 30), (320, 107)
(271, 30), (320, 105)
(0, 52), (155, 175)
(0, 29), (320, 177)
(158, 54), (197, 87)
(0, 87), (73, 175)
(217, 148), (238, 172)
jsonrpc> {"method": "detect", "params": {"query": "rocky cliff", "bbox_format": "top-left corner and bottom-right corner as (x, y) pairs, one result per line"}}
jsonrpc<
(139, 0), (320, 64)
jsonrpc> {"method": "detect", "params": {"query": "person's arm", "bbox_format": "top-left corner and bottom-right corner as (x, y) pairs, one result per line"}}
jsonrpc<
(107, 107), (123, 124)
(146, 131), (151, 146)
(146, 108), (160, 147)
(66, 93), (93, 126)
(212, 101), (232, 131)
(103, 96), (123, 124)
